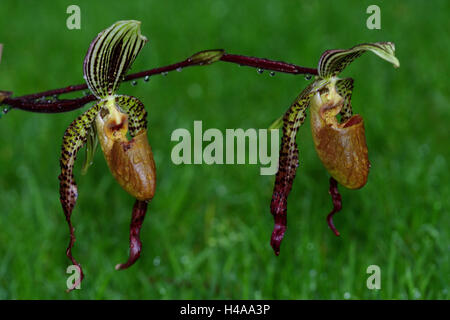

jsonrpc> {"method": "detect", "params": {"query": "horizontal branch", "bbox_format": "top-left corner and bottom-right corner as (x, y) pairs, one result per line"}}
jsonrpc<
(3, 95), (97, 113)
(1, 49), (318, 114)
(221, 54), (318, 75)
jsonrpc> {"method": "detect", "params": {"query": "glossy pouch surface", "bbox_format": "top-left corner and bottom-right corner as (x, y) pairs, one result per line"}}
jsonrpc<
(96, 106), (156, 201)
(310, 87), (369, 189)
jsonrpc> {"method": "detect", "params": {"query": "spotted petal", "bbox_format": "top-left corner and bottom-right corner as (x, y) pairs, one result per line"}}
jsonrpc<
(83, 20), (148, 99)
(270, 82), (319, 255)
(318, 42), (399, 79)
(335, 77), (354, 122)
(58, 102), (102, 291)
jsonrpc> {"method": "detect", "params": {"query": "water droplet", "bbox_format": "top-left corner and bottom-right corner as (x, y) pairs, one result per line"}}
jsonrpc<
(162, 72), (168, 76)
(144, 75), (150, 82)
(344, 292), (351, 299)
(269, 71), (275, 77)
(176, 67), (182, 72)
(257, 68), (264, 74)
(304, 74), (312, 80)
(153, 256), (161, 267)
(47, 99), (52, 103)
(53, 94), (58, 100)
(2, 106), (11, 114)
(131, 80), (137, 86)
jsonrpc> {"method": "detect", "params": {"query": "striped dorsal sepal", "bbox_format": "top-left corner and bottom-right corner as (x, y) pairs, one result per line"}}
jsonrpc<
(83, 20), (148, 99)
(318, 42), (399, 79)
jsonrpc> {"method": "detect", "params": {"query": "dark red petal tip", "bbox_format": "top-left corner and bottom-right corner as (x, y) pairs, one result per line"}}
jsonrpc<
(115, 199), (149, 270)
(327, 177), (342, 237)
(270, 222), (286, 256)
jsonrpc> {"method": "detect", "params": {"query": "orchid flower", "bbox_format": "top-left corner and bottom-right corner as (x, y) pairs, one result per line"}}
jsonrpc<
(59, 20), (156, 291)
(269, 42), (400, 255)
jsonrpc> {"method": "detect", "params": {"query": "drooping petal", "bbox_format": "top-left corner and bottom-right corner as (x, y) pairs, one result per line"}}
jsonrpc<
(327, 177), (342, 236)
(318, 42), (399, 79)
(95, 95), (156, 201)
(58, 102), (102, 291)
(83, 20), (148, 99)
(270, 82), (318, 255)
(115, 199), (149, 270)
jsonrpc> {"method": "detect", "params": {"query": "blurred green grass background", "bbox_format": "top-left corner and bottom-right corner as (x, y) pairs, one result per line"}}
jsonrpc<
(0, 0), (448, 299)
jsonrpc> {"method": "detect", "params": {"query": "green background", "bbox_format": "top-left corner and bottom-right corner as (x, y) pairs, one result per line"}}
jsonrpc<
(0, 0), (448, 299)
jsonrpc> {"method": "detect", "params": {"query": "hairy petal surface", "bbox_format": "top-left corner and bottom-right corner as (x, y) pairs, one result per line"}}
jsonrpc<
(270, 82), (318, 255)
(59, 102), (101, 291)
(83, 20), (148, 99)
(318, 42), (399, 79)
